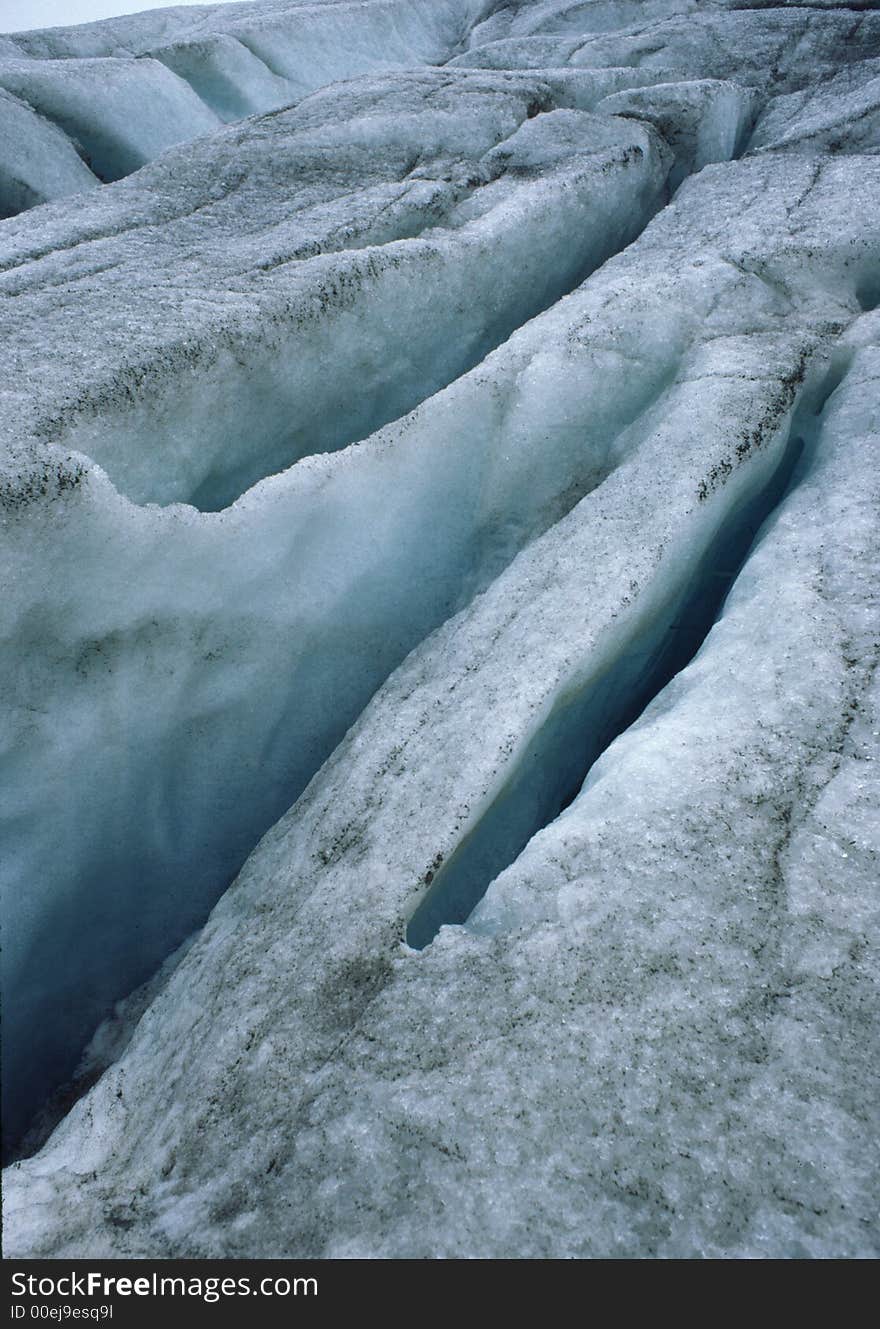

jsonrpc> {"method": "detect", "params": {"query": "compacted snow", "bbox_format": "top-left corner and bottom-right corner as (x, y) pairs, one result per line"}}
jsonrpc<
(1, 0), (878, 1259)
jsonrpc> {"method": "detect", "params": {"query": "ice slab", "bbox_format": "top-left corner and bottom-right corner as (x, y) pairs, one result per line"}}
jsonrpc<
(460, 7), (880, 93)
(0, 68), (679, 1149)
(595, 79), (759, 188)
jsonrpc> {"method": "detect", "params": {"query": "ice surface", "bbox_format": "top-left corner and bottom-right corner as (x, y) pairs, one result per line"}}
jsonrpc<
(149, 33), (296, 121)
(594, 79), (758, 189)
(2, 0), (879, 1262)
(0, 83), (671, 511)
(749, 57), (880, 155)
(0, 0), (497, 211)
(460, 6), (880, 92)
(0, 86), (99, 216)
(0, 56), (220, 184)
(0, 73), (676, 1146)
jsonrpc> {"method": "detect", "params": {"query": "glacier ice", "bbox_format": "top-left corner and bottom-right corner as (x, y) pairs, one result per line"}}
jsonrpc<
(593, 79), (759, 189)
(0, 0), (498, 211)
(1, 0), (879, 1261)
(0, 86), (99, 218)
(149, 33), (298, 123)
(1, 83), (671, 511)
(0, 77), (674, 1147)
(0, 55), (221, 184)
(748, 56), (880, 155)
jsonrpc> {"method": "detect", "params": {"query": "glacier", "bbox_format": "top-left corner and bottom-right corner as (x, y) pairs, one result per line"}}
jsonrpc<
(1, 0), (878, 1260)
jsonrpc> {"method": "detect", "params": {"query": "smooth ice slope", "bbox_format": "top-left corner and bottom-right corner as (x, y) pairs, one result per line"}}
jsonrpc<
(2, 0), (880, 1261)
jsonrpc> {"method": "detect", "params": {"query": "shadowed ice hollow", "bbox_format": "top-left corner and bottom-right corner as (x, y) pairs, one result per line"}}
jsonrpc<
(1, 0), (878, 1259)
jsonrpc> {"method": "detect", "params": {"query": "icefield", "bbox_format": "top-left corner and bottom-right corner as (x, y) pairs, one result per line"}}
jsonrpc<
(1, 0), (878, 1259)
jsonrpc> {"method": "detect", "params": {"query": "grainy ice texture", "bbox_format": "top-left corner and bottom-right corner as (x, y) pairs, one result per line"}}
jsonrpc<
(1, 0), (878, 1259)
